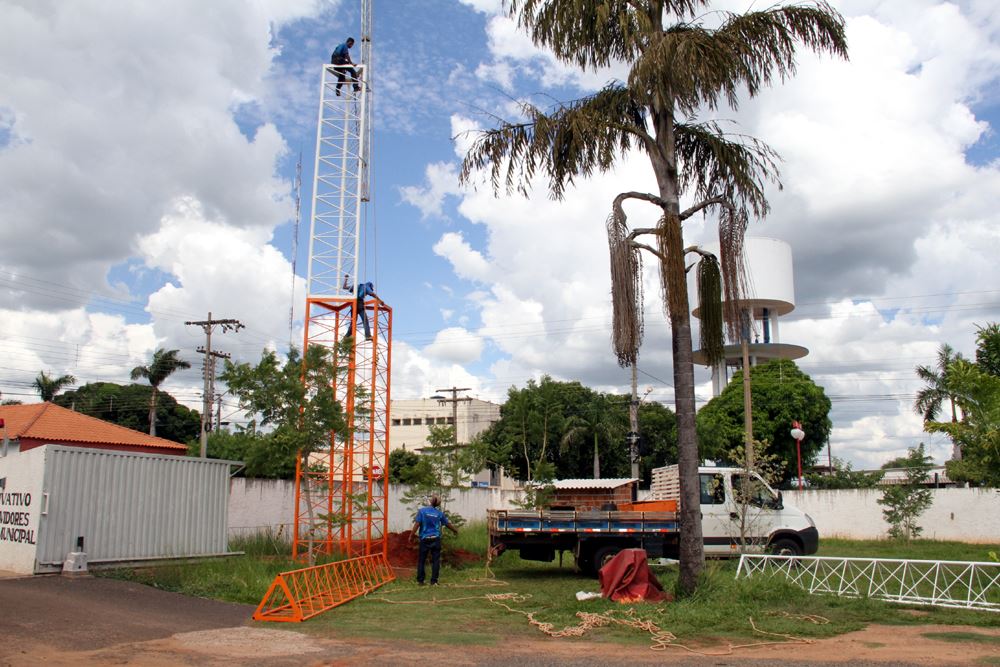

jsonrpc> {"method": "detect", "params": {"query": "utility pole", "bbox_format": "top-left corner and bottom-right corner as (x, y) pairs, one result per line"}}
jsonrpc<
(741, 308), (754, 469)
(185, 312), (244, 457)
(628, 364), (640, 480)
(435, 387), (472, 446)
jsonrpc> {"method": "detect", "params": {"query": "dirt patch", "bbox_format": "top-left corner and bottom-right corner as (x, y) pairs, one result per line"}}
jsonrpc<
(10, 622), (1000, 665)
(383, 531), (480, 568)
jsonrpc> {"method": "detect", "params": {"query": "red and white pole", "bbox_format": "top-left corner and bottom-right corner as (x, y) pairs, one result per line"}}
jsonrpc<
(790, 421), (805, 491)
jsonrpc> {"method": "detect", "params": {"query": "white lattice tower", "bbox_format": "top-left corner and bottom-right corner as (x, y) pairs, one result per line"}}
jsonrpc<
(295, 0), (392, 562)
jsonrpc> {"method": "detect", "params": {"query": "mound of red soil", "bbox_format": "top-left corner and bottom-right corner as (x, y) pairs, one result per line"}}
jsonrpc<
(383, 531), (480, 568)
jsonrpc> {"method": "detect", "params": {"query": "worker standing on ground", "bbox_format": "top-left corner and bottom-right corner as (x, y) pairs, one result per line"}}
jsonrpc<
(330, 37), (362, 96)
(410, 495), (458, 585)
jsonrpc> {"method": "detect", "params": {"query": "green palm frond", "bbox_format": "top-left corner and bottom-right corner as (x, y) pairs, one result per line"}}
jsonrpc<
(674, 121), (780, 219)
(506, 0), (701, 70)
(630, 3), (848, 114)
(460, 84), (647, 199)
(697, 254), (724, 365)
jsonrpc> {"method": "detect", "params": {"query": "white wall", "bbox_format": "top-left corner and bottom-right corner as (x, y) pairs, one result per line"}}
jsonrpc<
(227, 477), (297, 538)
(0, 447), (46, 574)
(783, 488), (1000, 543)
(229, 480), (1000, 544)
(227, 478), (522, 536)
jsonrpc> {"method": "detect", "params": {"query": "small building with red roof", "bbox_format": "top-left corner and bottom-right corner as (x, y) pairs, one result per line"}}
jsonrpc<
(0, 403), (188, 457)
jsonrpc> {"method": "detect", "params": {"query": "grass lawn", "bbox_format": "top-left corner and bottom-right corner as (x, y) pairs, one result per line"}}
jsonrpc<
(101, 525), (1000, 648)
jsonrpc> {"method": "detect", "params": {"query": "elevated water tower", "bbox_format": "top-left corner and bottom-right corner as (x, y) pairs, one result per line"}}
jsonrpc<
(692, 237), (808, 396)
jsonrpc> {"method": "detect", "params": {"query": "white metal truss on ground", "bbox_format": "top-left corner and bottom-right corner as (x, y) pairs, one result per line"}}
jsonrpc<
(737, 554), (1000, 612)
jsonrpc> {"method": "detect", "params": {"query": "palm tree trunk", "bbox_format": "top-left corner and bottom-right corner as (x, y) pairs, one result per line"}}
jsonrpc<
(148, 387), (157, 437)
(652, 111), (705, 595)
(672, 296), (705, 595)
(522, 416), (531, 482)
(592, 433), (600, 479)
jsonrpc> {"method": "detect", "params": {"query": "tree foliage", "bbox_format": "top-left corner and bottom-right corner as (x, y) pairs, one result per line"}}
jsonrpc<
(975, 323), (1000, 378)
(399, 425), (468, 527)
(460, 0), (847, 594)
(220, 345), (347, 475)
(54, 382), (200, 445)
(131, 348), (191, 437)
(388, 449), (436, 486)
(696, 360), (832, 482)
(33, 371), (76, 402)
(917, 324), (1000, 486)
(185, 429), (305, 479)
(930, 359), (1000, 487)
(878, 444), (933, 541)
(807, 458), (883, 490)
(473, 376), (678, 482)
(914, 344), (964, 423)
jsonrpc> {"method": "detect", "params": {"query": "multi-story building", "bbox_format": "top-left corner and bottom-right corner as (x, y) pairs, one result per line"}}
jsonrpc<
(389, 396), (504, 486)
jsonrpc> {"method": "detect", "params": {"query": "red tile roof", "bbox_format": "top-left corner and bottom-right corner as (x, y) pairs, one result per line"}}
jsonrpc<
(0, 402), (187, 451)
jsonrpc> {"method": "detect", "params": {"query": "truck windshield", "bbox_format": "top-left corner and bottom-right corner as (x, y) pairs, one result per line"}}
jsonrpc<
(731, 473), (777, 508)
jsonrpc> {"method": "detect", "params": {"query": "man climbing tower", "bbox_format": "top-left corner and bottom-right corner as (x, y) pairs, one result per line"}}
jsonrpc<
(352, 281), (377, 341)
(330, 37), (362, 96)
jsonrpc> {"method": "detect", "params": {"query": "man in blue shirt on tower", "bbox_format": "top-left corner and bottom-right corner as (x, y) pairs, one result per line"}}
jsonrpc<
(354, 281), (377, 341)
(330, 37), (362, 97)
(410, 495), (458, 585)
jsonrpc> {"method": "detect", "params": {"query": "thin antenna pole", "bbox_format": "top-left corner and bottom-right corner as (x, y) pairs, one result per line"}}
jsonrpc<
(289, 152), (302, 349)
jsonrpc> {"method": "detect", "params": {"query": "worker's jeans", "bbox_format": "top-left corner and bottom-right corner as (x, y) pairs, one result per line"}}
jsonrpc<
(332, 62), (360, 92)
(416, 537), (442, 584)
(356, 296), (371, 339)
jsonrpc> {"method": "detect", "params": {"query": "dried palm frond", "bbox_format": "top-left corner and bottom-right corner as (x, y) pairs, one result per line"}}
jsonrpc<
(607, 207), (643, 367)
(718, 202), (752, 343)
(657, 213), (687, 322)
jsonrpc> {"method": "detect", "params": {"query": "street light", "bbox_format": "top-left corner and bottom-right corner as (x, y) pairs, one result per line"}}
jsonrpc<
(790, 421), (805, 491)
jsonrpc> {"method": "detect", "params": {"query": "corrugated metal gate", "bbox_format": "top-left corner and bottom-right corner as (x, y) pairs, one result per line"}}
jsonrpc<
(34, 445), (238, 572)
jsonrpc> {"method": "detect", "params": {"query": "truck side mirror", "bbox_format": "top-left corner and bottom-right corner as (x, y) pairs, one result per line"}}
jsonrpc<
(775, 491), (784, 510)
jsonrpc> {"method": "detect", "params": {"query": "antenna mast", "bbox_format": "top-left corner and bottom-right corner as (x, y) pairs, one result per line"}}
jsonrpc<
(294, 0), (392, 564)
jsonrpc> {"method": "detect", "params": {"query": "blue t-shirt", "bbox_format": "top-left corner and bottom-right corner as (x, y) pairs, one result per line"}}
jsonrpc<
(415, 506), (449, 540)
(331, 43), (351, 64)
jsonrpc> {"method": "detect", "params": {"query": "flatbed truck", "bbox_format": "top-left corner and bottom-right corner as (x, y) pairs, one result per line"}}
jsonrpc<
(488, 465), (819, 574)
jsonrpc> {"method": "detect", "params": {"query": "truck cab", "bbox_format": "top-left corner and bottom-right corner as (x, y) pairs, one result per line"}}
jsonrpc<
(657, 465), (818, 556)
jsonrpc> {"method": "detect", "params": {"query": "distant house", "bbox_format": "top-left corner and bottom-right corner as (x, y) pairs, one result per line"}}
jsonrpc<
(550, 478), (639, 510)
(0, 403), (188, 457)
(878, 466), (956, 488)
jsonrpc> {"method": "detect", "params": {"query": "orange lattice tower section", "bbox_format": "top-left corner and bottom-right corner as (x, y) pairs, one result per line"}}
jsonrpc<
(255, 0), (396, 623)
(294, 297), (392, 560)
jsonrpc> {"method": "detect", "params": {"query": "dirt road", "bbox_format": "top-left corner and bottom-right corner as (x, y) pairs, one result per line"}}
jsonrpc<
(0, 576), (997, 666)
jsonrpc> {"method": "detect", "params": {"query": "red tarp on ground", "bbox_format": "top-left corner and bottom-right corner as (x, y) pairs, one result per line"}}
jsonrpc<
(598, 549), (669, 603)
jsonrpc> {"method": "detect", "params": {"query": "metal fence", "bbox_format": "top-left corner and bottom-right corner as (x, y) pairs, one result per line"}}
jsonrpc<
(736, 554), (1000, 612)
(36, 445), (239, 571)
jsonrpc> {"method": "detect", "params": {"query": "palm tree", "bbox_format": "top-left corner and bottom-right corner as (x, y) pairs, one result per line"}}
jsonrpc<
(32, 371), (76, 402)
(914, 344), (963, 423)
(131, 348), (191, 437)
(460, 0), (847, 593)
(915, 343), (964, 461)
(561, 397), (624, 479)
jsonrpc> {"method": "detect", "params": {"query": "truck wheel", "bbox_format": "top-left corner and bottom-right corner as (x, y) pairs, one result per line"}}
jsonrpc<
(591, 545), (622, 576)
(769, 538), (802, 557)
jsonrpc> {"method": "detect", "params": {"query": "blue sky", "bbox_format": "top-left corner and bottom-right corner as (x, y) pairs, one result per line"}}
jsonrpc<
(1, 0), (999, 468)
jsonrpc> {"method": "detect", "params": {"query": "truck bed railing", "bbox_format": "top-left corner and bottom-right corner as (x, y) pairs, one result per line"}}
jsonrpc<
(488, 509), (678, 534)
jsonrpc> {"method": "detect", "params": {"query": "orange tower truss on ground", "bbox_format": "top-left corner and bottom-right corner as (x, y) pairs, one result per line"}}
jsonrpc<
(256, 0), (396, 623)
